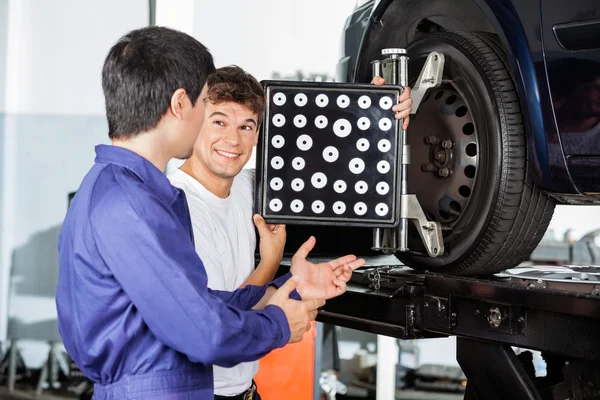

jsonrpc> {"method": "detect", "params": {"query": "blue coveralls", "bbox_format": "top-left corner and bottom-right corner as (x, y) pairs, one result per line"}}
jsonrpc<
(56, 145), (292, 399)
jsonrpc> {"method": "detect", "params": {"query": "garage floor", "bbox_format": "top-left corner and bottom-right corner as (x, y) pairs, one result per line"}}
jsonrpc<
(0, 388), (76, 399)
(0, 387), (464, 400)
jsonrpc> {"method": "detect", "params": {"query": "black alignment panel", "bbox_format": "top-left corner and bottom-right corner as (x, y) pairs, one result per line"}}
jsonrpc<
(255, 81), (402, 228)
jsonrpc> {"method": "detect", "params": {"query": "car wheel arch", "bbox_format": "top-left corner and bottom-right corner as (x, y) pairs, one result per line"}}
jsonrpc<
(356, 0), (554, 191)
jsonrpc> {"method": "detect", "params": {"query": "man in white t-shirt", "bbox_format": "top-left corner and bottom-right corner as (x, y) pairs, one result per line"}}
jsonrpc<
(168, 66), (413, 399)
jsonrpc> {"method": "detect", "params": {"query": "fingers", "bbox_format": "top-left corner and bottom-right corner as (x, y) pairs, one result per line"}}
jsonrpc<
(403, 115), (411, 130)
(347, 258), (366, 271)
(253, 214), (270, 235)
(400, 85), (411, 101)
(393, 98), (413, 118)
(293, 236), (316, 260)
(327, 254), (358, 270)
(371, 76), (386, 86)
(308, 310), (318, 321)
(269, 223), (286, 233)
(334, 279), (347, 294)
(276, 275), (300, 297)
(304, 298), (326, 311)
(335, 265), (354, 279)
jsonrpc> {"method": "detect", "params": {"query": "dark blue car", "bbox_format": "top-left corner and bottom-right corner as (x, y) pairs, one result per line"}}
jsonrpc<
(330, 0), (600, 275)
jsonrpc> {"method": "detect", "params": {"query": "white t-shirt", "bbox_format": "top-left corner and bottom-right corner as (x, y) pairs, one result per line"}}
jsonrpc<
(167, 168), (258, 396)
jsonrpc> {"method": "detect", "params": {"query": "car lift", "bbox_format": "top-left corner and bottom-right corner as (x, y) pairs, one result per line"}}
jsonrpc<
(310, 261), (600, 400)
(286, 50), (600, 400)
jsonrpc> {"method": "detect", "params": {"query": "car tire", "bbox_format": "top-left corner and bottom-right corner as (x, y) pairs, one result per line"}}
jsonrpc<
(396, 31), (556, 275)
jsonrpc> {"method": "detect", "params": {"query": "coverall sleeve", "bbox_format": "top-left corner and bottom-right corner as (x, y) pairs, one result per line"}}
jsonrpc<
(208, 273), (293, 309)
(90, 191), (290, 367)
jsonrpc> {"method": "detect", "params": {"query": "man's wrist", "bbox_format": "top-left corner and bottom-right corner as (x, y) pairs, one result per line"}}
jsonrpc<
(259, 254), (282, 269)
(270, 272), (302, 300)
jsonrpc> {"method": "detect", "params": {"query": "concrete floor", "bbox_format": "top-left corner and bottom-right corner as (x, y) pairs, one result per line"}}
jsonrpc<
(0, 387), (464, 400)
(0, 387), (77, 399)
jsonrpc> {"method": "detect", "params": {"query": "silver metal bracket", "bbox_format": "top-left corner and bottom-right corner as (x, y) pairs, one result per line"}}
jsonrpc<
(371, 49), (446, 258)
(410, 51), (445, 115)
(400, 194), (444, 257)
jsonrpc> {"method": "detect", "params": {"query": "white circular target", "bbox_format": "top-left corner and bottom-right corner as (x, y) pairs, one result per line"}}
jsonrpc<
(379, 96), (393, 110)
(378, 139), (391, 153)
(294, 93), (308, 107)
(291, 199), (304, 213)
(316, 94), (329, 107)
(355, 181), (368, 194)
(273, 93), (286, 106)
(311, 172), (327, 189)
(354, 202), (368, 216)
(292, 157), (305, 170)
(377, 160), (391, 174)
(315, 115), (328, 129)
(376, 182), (390, 195)
(297, 134), (313, 151)
(378, 117), (392, 131)
(333, 180), (347, 193)
(269, 199), (282, 212)
(356, 138), (370, 152)
(358, 95), (371, 109)
(357, 117), (371, 131)
(337, 95), (350, 108)
(291, 178), (304, 192)
(270, 178), (283, 191)
(333, 201), (346, 215)
(294, 114), (307, 128)
(312, 201), (325, 214)
(271, 135), (285, 149)
(271, 156), (284, 170)
(349, 158), (365, 174)
(272, 114), (285, 127)
(333, 119), (352, 138)
(376, 203), (389, 216)
(323, 146), (339, 163)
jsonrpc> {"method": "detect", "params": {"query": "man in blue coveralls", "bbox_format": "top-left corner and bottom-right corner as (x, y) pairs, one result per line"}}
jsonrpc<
(56, 26), (365, 399)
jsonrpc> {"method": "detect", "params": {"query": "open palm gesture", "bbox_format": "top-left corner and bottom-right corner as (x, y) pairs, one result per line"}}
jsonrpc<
(290, 236), (365, 300)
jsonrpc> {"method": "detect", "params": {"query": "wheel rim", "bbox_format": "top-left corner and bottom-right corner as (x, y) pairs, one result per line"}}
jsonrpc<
(408, 82), (480, 234)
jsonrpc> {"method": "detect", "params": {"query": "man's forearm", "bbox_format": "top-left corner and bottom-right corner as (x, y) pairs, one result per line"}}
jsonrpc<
(240, 258), (280, 288)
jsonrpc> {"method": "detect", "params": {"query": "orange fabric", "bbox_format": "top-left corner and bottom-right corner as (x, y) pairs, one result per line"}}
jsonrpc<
(254, 321), (316, 400)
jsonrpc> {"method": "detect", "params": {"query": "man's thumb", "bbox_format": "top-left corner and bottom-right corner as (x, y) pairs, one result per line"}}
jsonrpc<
(253, 214), (268, 233)
(277, 275), (300, 296)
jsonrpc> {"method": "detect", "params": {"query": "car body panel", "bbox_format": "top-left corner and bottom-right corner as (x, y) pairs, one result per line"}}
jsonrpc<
(541, 0), (600, 193)
(337, 0), (600, 198)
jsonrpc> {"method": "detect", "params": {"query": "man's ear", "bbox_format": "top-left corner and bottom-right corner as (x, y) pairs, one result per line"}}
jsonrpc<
(169, 88), (188, 120)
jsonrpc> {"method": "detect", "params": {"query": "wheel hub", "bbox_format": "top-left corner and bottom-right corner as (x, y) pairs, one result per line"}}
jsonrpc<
(408, 85), (479, 226)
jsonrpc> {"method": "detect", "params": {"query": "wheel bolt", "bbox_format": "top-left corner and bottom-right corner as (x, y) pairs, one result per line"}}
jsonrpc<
(425, 135), (439, 144)
(438, 168), (450, 177)
(442, 140), (453, 149)
(422, 163), (435, 172)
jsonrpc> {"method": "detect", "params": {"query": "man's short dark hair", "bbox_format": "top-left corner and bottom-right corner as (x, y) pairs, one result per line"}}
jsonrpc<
(205, 66), (265, 127)
(102, 26), (215, 140)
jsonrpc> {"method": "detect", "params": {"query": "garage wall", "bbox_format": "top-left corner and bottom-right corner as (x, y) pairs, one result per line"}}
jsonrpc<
(0, 0), (11, 346)
(192, 0), (355, 82)
(0, 0), (148, 351)
(184, 0), (356, 173)
(0, 0), (7, 112)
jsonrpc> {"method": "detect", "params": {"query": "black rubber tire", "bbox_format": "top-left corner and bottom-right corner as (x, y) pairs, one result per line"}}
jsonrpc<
(396, 31), (556, 275)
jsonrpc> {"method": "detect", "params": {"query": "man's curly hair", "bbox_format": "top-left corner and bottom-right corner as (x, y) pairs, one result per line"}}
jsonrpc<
(205, 65), (265, 127)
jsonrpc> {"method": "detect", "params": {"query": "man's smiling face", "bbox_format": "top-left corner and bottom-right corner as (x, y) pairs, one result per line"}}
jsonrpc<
(192, 100), (259, 181)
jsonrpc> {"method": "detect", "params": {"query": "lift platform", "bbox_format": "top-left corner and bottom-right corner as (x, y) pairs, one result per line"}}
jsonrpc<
(279, 257), (600, 400)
